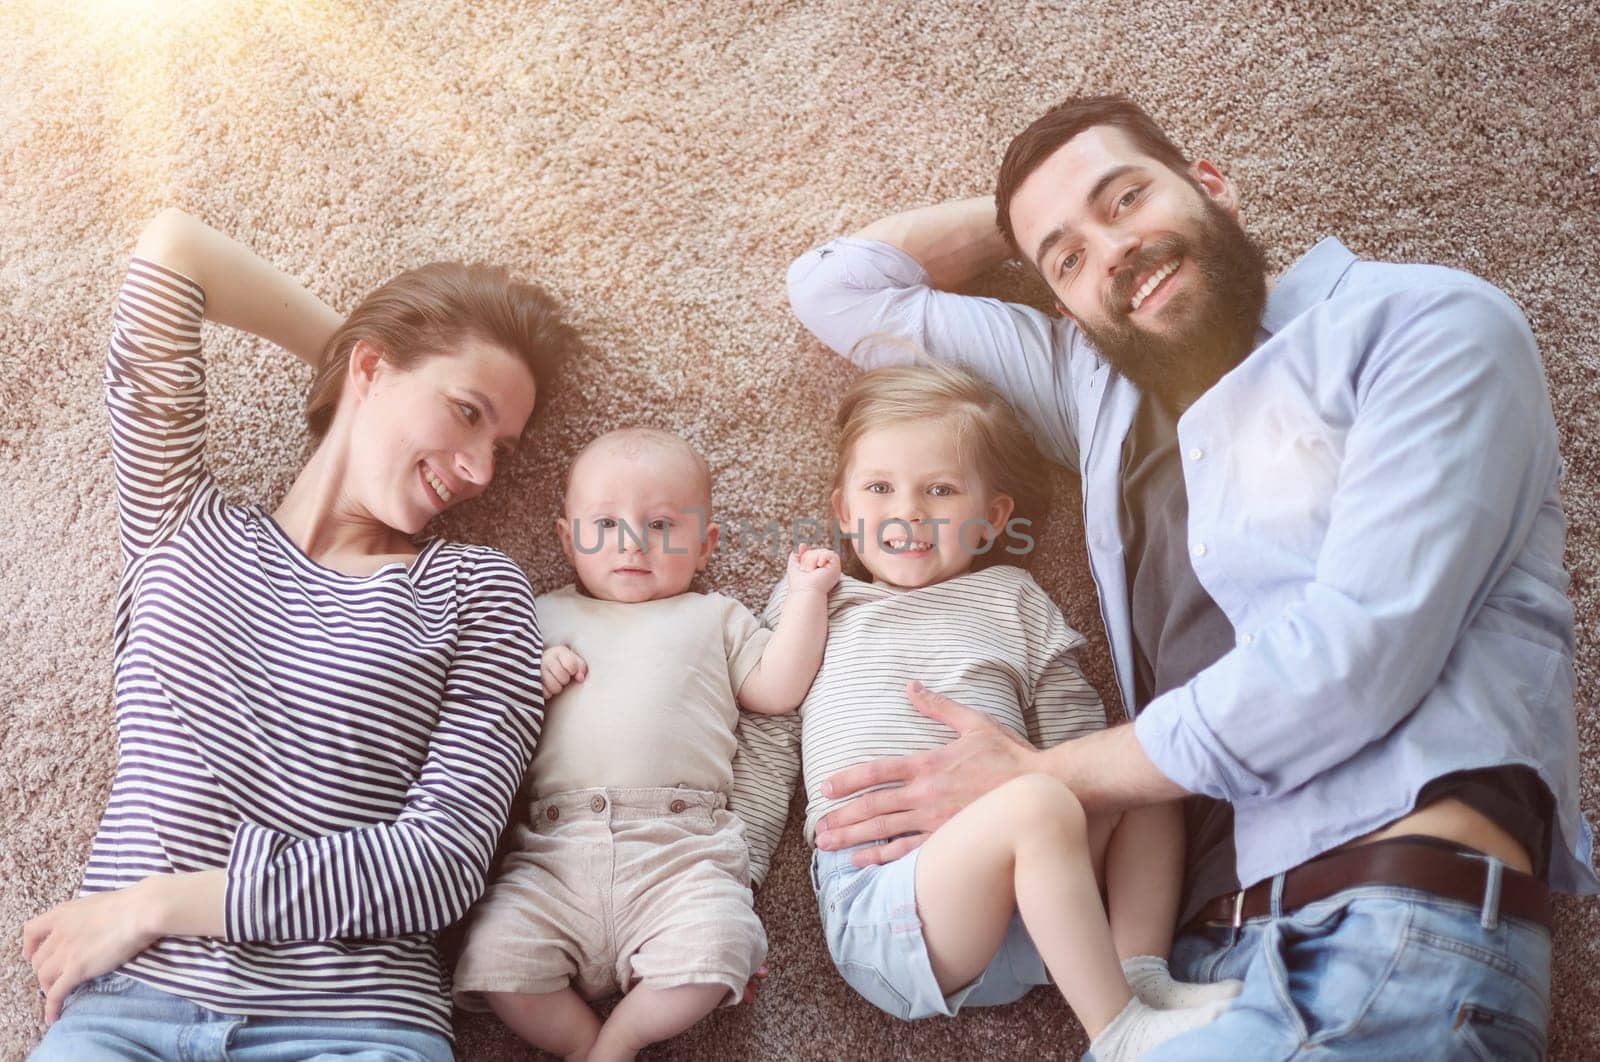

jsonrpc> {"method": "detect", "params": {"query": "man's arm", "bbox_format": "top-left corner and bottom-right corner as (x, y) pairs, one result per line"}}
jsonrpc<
(850, 196), (1010, 290)
(788, 198), (1082, 469)
(814, 683), (1187, 863)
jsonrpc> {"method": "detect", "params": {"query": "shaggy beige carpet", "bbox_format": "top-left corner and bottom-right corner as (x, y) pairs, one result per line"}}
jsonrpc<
(3, 0), (1596, 1058)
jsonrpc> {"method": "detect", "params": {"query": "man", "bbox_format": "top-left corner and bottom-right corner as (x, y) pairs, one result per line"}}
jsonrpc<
(779, 95), (1596, 1056)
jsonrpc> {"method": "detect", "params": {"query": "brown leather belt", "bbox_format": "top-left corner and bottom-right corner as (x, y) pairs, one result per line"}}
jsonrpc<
(1188, 838), (1551, 932)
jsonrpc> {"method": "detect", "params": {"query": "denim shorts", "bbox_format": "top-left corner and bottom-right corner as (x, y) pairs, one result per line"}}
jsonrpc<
(811, 844), (1050, 1020)
(1138, 882), (1552, 1061)
(30, 972), (452, 1062)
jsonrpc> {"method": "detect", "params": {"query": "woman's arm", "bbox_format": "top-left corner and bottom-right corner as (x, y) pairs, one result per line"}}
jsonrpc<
(134, 208), (343, 367)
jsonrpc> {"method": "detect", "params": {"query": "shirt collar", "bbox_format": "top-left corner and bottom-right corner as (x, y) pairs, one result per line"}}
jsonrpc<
(1259, 237), (1359, 337)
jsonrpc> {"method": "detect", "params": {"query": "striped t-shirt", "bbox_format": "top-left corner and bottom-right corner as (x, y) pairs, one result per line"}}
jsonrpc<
(729, 566), (1104, 882)
(83, 258), (543, 1036)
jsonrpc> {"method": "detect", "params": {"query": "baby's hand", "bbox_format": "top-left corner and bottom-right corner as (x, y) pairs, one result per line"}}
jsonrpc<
(540, 645), (588, 699)
(787, 544), (842, 595)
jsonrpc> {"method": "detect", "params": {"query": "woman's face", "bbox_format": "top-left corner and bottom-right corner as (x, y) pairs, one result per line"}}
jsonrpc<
(345, 336), (537, 535)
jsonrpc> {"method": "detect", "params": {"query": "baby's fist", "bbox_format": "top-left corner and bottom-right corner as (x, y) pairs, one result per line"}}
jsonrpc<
(540, 645), (588, 699)
(787, 544), (842, 594)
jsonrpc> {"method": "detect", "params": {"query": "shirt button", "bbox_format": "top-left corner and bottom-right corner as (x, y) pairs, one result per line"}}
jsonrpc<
(1188, 447), (1205, 461)
(590, 795), (607, 813)
(669, 799), (688, 813)
(544, 806), (559, 822)
(1239, 632), (1255, 647)
(1192, 543), (1208, 559)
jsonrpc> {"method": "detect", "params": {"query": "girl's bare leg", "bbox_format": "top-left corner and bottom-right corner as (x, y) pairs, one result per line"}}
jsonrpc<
(588, 982), (727, 1062)
(486, 987), (601, 1061)
(913, 773), (1133, 1036)
(1105, 802), (1185, 960)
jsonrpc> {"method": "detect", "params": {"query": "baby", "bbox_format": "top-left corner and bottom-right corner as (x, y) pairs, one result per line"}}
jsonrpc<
(452, 427), (839, 1061)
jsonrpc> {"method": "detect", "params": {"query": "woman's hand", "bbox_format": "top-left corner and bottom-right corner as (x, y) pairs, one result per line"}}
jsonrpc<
(813, 681), (1039, 865)
(541, 645), (588, 699)
(22, 886), (161, 1026)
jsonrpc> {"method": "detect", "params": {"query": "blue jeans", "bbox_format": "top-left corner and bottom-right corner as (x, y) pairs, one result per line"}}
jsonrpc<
(1139, 882), (1551, 1060)
(30, 973), (453, 1061)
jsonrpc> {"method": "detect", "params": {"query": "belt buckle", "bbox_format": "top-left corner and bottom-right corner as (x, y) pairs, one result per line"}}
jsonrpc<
(1232, 888), (1246, 931)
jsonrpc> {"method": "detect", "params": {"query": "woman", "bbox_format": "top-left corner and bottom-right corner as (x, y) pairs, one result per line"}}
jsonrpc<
(23, 209), (577, 1060)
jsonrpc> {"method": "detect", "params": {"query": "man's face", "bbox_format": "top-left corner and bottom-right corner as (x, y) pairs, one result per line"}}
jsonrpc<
(1006, 125), (1268, 407)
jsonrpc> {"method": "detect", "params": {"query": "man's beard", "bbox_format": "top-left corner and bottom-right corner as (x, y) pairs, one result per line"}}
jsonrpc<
(1076, 198), (1269, 410)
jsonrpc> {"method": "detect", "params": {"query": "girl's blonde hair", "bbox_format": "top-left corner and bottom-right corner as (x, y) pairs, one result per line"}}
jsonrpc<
(833, 347), (1052, 575)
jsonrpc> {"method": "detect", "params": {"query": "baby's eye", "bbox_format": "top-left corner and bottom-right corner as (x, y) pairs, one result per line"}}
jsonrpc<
(595, 517), (618, 529)
(647, 518), (672, 531)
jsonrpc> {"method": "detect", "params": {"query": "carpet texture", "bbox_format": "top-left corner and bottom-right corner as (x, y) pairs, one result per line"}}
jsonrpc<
(2, 1), (1596, 1058)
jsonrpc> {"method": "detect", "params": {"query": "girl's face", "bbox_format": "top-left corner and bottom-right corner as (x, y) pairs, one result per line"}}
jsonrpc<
(832, 417), (1015, 592)
(344, 336), (537, 536)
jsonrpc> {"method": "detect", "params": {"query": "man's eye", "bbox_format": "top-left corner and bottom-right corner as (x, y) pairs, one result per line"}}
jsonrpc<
(1059, 251), (1080, 276)
(1117, 187), (1140, 211)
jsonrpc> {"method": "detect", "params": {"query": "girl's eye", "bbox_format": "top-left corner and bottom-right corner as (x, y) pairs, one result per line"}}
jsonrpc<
(456, 401), (480, 424)
(864, 482), (891, 494)
(928, 484), (956, 497)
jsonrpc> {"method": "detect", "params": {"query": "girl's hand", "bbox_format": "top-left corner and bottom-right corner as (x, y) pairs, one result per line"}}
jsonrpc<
(22, 885), (162, 1026)
(540, 645), (588, 699)
(786, 544), (841, 595)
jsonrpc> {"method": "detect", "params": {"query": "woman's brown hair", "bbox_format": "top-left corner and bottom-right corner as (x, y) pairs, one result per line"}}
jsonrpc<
(305, 262), (577, 440)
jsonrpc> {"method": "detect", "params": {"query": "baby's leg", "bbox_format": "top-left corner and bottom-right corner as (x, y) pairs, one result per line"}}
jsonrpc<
(485, 988), (600, 1062)
(589, 984), (728, 1062)
(914, 773), (1130, 1036)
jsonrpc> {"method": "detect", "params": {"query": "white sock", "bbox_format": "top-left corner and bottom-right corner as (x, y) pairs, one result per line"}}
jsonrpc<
(1121, 955), (1243, 1010)
(1088, 994), (1231, 1062)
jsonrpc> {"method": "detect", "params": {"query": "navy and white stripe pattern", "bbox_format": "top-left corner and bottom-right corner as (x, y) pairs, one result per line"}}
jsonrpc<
(86, 259), (543, 1035)
(730, 566), (1104, 883)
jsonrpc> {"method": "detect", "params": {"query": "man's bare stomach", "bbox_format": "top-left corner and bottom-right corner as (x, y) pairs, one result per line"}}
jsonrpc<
(1339, 796), (1533, 874)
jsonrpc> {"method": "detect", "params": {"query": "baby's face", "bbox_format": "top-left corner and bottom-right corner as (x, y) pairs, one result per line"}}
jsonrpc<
(558, 448), (716, 603)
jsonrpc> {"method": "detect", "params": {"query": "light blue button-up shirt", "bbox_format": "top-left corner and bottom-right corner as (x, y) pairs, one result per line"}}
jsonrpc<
(787, 235), (1597, 893)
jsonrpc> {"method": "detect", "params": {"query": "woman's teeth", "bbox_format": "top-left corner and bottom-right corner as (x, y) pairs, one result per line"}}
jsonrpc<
(424, 467), (453, 504)
(1130, 259), (1179, 310)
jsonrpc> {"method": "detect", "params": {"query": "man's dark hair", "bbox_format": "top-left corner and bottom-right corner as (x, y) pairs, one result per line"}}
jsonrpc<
(994, 94), (1190, 258)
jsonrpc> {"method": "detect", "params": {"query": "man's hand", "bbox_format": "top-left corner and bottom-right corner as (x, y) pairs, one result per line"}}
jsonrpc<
(540, 645), (587, 699)
(813, 681), (1039, 866)
(786, 544), (841, 596)
(23, 886), (161, 1026)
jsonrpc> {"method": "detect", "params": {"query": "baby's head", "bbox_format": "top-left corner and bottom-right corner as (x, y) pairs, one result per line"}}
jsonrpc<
(831, 360), (1049, 591)
(557, 427), (717, 603)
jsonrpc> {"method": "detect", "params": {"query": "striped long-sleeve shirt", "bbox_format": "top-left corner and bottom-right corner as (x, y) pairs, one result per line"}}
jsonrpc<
(83, 258), (544, 1035)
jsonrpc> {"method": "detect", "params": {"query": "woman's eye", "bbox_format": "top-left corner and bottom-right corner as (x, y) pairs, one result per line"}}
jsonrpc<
(456, 401), (480, 423)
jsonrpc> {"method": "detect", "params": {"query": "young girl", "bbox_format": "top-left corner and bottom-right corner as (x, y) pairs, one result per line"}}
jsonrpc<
(765, 362), (1238, 1061)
